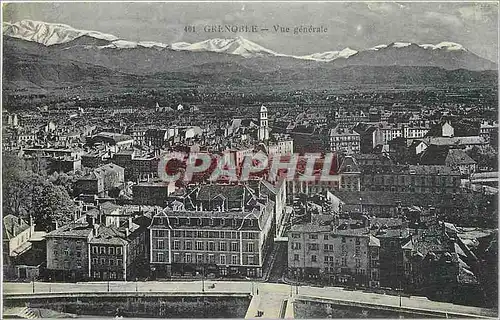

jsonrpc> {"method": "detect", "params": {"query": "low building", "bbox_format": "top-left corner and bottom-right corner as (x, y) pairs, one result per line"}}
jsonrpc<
(402, 221), (481, 303)
(75, 163), (124, 196)
(3, 215), (35, 278)
(132, 181), (176, 206)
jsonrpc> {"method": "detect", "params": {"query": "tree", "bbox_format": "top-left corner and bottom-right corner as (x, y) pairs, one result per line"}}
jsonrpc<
(32, 183), (76, 231)
(3, 153), (77, 230)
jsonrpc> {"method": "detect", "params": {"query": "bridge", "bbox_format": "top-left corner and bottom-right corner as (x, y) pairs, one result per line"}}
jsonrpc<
(4, 281), (497, 319)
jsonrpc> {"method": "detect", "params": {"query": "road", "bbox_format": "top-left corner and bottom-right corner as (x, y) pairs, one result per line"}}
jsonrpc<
(4, 281), (497, 318)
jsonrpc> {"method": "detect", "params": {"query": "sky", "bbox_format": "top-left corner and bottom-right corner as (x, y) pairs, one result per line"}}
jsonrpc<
(3, 1), (499, 61)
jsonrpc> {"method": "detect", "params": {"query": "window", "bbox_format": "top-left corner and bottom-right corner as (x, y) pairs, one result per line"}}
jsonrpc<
(324, 235), (329, 240)
(157, 252), (165, 262)
(174, 253), (180, 262)
(185, 241), (193, 250)
(208, 242), (215, 251)
(109, 247), (115, 255)
(231, 242), (238, 252)
(355, 246), (360, 255)
(309, 234), (318, 240)
(64, 248), (70, 256)
(311, 255), (317, 262)
(173, 240), (180, 250)
(324, 244), (329, 251)
(110, 259), (115, 266)
(220, 255), (227, 265)
(342, 237), (346, 243)
(197, 254), (203, 264)
(117, 259), (123, 266)
(92, 246), (98, 254)
(116, 247), (122, 255)
(185, 253), (192, 263)
(155, 230), (165, 237)
(196, 241), (204, 251)
(100, 258), (106, 265)
(248, 255), (255, 265)
(308, 243), (319, 251)
(291, 233), (301, 239)
(219, 242), (227, 251)
(92, 258), (98, 265)
(94, 271), (100, 278)
(294, 254), (300, 261)
(231, 255), (238, 265)
(292, 242), (301, 250)
(341, 257), (347, 266)
(100, 247), (106, 254)
(76, 251), (81, 258)
(157, 239), (165, 249)
(208, 254), (215, 264)
(247, 243), (254, 252)
(355, 259), (361, 268)
(355, 238), (360, 245)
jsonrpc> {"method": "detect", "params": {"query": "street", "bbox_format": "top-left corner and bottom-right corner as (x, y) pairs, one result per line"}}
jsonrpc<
(4, 281), (497, 318)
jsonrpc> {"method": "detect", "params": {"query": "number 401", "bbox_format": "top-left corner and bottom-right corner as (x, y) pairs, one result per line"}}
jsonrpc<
(184, 26), (196, 33)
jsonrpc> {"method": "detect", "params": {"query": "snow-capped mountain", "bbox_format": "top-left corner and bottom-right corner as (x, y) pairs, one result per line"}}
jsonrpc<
(3, 20), (170, 50)
(2, 19), (497, 72)
(296, 48), (358, 61)
(171, 37), (278, 58)
(3, 20), (118, 46)
(368, 41), (466, 52)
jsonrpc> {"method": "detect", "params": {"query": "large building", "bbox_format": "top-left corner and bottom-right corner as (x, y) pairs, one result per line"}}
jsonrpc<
(148, 183), (279, 279)
(329, 127), (360, 154)
(360, 164), (461, 193)
(45, 202), (151, 281)
(287, 215), (381, 288)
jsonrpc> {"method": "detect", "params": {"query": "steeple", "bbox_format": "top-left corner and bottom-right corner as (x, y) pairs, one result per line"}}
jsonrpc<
(258, 105), (269, 141)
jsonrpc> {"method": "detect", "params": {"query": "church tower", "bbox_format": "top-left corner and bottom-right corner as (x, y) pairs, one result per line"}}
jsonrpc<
(258, 105), (269, 141)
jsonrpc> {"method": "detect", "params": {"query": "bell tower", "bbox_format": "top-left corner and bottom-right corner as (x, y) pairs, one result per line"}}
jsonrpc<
(258, 105), (269, 141)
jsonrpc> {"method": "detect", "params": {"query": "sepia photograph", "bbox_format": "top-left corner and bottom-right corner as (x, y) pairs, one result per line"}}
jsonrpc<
(1, 1), (498, 319)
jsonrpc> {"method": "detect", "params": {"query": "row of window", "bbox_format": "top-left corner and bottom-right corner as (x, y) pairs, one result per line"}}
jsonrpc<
(54, 249), (82, 258)
(91, 246), (123, 255)
(154, 218), (256, 228)
(92, 257), (123, 266)
(154, 240), (256, 252)
(152, 229), (258, 240)
(93, 271), (120, 280)
(155, 252), (257, 265)
(291, 234), (361, 244)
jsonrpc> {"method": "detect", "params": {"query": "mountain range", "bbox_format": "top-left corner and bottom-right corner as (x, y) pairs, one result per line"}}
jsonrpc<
(3, 20), (498, 92)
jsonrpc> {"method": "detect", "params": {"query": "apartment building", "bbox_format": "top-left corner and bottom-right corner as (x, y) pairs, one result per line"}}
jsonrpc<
(360, 165), (461, 193)
(329, 127), (361, 154)
(148, 184), (276, 279)
(287, 218), (380, 288)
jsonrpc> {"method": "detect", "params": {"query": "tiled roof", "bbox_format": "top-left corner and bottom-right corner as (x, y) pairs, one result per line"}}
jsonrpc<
(46, 222), (93, 238)
(3, 215), (30, 240)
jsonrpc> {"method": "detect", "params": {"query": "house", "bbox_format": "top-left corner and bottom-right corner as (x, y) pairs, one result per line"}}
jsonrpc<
(420, 146), (476, 177)
(75, 163), (124, 196)
(3, 215), (35, 278)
